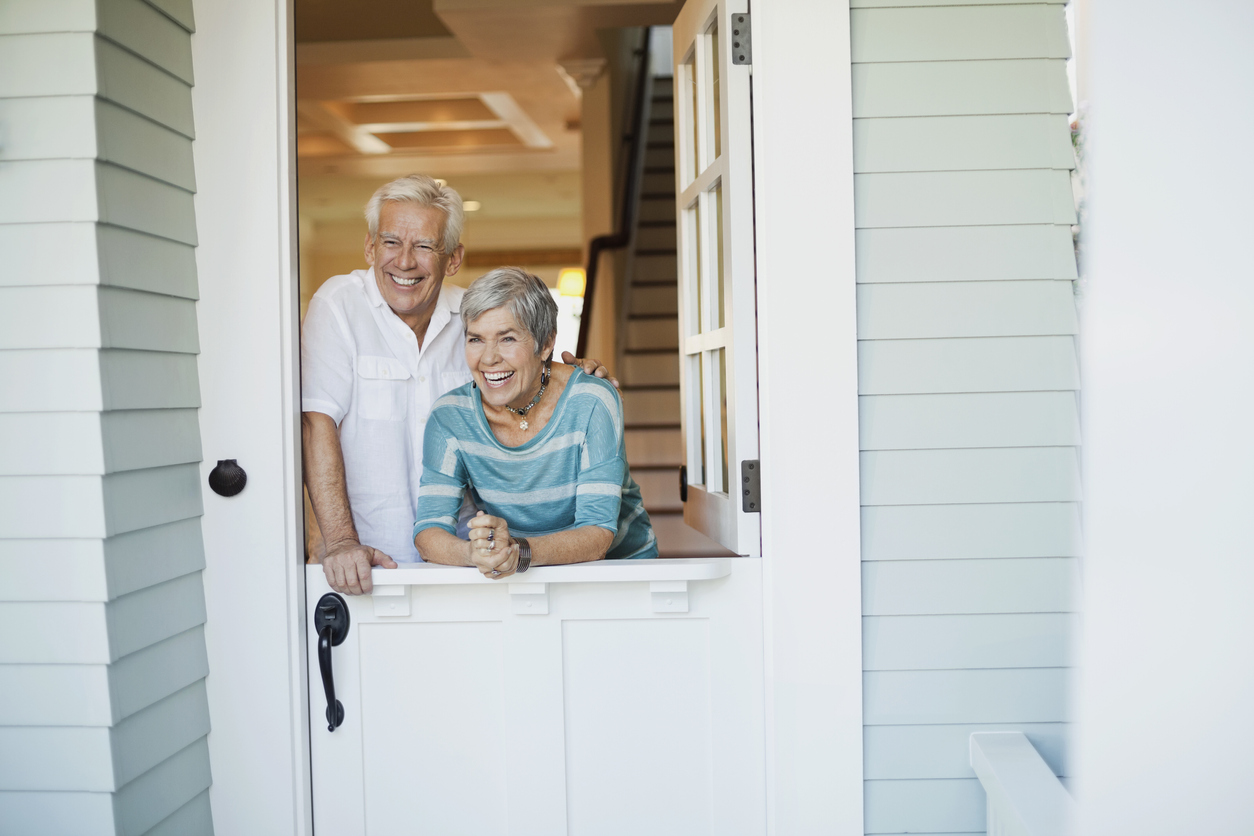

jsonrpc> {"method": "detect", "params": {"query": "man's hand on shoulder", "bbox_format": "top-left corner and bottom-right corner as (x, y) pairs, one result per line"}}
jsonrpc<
(560, 350), (620, 389)
(321, 540), (398, 595)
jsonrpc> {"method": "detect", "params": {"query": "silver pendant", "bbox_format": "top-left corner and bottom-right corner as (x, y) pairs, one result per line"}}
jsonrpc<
(520, 420), (529, 431)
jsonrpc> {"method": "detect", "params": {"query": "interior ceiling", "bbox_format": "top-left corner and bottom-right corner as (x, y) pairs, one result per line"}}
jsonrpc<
(294, 0), (679, 263)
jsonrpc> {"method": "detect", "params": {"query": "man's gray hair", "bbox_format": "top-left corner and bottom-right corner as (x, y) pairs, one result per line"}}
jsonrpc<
(364, 174), (464, 254)
(461, 268), (558, 357)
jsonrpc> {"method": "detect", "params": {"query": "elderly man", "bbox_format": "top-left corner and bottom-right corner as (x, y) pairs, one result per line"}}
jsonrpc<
(302, 175), (610, 594)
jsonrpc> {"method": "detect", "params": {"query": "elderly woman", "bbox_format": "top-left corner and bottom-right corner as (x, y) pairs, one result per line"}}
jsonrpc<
(413, 267), (657, 577)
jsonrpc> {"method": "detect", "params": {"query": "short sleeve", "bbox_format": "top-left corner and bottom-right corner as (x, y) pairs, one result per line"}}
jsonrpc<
(301, 294), (354, 424)
(413, 408), (469, 538)
(574, 391), (626, 532)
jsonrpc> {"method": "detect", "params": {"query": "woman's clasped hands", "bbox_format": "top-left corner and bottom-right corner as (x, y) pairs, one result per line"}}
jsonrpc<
(467, 511), (519, 579)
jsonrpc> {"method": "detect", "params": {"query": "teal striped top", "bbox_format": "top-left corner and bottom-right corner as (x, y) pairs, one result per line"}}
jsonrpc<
(413, 369), (658, 560)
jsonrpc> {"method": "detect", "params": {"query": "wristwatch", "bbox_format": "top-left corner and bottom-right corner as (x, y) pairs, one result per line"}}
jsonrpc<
(514, 538), (532, 573)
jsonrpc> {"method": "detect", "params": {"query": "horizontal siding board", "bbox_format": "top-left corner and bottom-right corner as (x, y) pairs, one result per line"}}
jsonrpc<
(0, 349), (104, 411)
(102, 408), (202, 472)
(864, 722), (1067, 779)
(863, 557), (1077, 615)
(0, 287), (101, 349)
(97, 0), (193, 84)
(103, 463), (202, 536)
(864, 778), (984, 834)
(0, 791), (115, 836)
(864, 667), (1069, 725)
(0, 412), (105, 475)
(142, 0), (195, 32)
(109, 626), (208, 721)
(103, 517), (207, 599)
(0, 159), (98, 225)
(857, 224), (1078, 283)
(96, 100), (197, 191)
(99, 288), (199, 353)
(99, 225), (199, 298)
(0, 726), (114, 790)
(0, 474), (106, 538)
(0, 1), (96, 33)
(859, 392), (1081, 450)
(855, 169), (1077, 228)
(858, 336), (1080, 394)
(854, 114), (1074, 173)
(0, 664), (112, 725)
(861, 502), (1082, 560)
(857, 280), (1077, 339)
(860, 447), (1081, 505)
(144, 789), (213, 836)
(110, 681), (209, 787)
(96, 163), (196, 245)
(851, 5), (1069, 63)
(0, 33), (97, 97)
(106, 572), (206, 660)
(100, 350), (200, 409)
(0, 601), (110, 663)
(0, 224), (101, 288)
(852, 59), (1072, 118)
(114, 738), (211, 835)
(863, 613), (1073, 670)
(96, 37), (194, 138)
(0, 539), (108, 601)
(0, 96), (97, 161)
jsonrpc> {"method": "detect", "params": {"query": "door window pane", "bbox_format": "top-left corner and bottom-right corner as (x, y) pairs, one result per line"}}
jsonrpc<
(716, 347), (729, 494)
(685, 201), (702, 336)
(709, 25), (722, 160)
(713, 182), (725, 330)
(696, 353), (707, 486)
(683, 58), (700, 184)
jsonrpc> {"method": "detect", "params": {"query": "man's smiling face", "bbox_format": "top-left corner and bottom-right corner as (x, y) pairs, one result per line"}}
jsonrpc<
(364, 201), (465, 333)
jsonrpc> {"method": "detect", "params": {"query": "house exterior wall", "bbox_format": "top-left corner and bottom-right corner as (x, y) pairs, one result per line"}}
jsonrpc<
(850, 2), (1079, 833)
(0, 1), (214, 833)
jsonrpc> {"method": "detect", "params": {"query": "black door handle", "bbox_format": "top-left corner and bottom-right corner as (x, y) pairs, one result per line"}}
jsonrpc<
(314, 593), (350, 732)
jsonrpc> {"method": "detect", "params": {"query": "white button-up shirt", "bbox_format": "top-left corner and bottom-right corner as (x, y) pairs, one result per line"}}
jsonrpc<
(301, 268), (472, 562)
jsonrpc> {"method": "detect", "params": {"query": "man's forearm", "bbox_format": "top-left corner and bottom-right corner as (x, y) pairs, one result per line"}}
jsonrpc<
(301, 411), (359, 548)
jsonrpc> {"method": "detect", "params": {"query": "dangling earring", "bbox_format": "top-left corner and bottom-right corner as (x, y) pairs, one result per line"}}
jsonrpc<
(472, 381), (477, 388)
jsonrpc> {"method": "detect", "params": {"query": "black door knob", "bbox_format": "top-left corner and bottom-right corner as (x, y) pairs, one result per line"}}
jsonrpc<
(208, 460), (247, 497)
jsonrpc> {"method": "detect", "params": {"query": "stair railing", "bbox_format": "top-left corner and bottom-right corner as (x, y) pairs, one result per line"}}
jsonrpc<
(575, 27), (655, 358)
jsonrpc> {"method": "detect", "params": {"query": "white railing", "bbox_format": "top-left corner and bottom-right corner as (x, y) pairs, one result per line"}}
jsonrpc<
(970, 732), (1077, 836)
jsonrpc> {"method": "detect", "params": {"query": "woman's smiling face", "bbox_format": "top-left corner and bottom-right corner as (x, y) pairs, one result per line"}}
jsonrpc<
(465, 307), (555, 410)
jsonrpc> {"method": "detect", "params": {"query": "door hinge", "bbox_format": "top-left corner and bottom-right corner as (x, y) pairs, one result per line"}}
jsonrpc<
(731, 13), (752, 65)
(741, 460), (761, 513)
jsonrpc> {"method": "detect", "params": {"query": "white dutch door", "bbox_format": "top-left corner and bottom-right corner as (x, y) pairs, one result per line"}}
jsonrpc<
(675, 0), (761, 556)
(305, 2), (766, 830)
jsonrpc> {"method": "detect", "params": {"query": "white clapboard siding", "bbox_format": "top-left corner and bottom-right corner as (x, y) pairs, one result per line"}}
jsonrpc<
(0, 8), (210, 829)
(854, 114), (1074, 173)
(863, 722), (1067, 780)
(864, 778), (984, 834)
(857, 280), (1077, 339)
(852, 59), (1072, 119)
(863, 613), (1073, 670)
(859, 336), (1079, 394)
(862, 502), (1081, 561)
(855, 169), (1076, 228)
(865, 668), (1069, 726)
(851, 5), (1069, 63)
(859, 392), (1080, 450)
(862, 558), (1077, 616)
(854, 5), (1079, 831)
(856, 224), (1078, 283)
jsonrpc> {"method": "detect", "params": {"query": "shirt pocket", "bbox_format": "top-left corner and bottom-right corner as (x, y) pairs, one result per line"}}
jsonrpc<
(356, 355), (411, 421)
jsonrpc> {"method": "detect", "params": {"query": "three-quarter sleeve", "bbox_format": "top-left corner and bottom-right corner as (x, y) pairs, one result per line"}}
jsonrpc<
(301, 295), (355, 424)
(573, 395), (627, 533)
(413, 409), (468, 538)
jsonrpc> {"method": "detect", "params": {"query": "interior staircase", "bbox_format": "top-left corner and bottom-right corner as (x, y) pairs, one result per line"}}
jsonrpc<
(619, 76), (736, 558)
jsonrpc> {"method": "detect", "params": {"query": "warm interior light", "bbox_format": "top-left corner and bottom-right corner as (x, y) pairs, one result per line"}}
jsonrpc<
(462, 200), (481, 212)
(558, 267), (586, 297)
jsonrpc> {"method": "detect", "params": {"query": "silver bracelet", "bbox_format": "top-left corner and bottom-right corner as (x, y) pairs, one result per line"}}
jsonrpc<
(514, 538), (532, 573)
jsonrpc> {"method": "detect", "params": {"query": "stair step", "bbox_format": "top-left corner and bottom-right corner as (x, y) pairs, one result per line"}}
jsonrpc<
(645, 147), (675, 168)
(629, 284), (678, 316)
(626, 317), (679, 351)
(642, 172), (675, 195)
(625, 425), (682, 465)
(634, 467), (683, 513)
(635, 225), (676, 250)
(621, 352), (680, 386)
(650, 99), (673, 120)
(621, 386), (680, 425)
(649, 512), (738, 558)
(648, 123), (673, 143)
(638, 199), (676, 224)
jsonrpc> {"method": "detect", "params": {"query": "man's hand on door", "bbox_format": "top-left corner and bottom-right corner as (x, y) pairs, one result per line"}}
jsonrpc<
(321, 540), (398, 595)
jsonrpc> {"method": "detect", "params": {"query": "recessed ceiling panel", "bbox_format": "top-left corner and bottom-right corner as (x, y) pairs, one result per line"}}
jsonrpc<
(346, 98), (497, 125)
(376, 129), (523, 150)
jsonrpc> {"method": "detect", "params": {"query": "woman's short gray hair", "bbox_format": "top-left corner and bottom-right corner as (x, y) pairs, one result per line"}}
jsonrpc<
(461, 268), (558, 357)
(364, 174), (464, 255)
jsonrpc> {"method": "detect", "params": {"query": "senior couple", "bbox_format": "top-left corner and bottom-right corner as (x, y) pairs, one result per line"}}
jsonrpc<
(302, 174), (657, 595)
